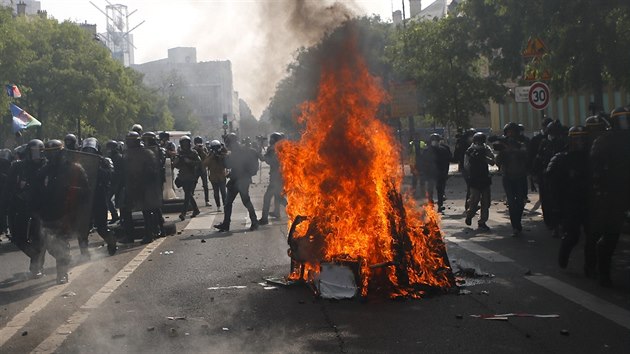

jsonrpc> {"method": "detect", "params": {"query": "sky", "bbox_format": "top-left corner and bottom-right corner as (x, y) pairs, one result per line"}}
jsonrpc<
(39, 1), (424, 118)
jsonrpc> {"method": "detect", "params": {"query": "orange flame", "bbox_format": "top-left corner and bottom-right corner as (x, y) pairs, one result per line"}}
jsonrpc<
(277, 30), (453, 298)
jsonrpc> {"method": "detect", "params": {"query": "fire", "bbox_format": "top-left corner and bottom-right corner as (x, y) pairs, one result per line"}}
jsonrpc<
(277, 29), (453, 298)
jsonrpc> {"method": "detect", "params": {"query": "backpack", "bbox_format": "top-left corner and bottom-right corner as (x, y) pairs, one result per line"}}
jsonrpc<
(245, 148), (259, 177)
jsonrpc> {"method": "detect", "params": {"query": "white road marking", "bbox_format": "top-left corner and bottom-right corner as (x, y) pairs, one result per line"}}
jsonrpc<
(525, 275), (630, 331)
(0, 262), (91, 347)
(207, 285), (247, 290)
(445, 237), (514, 262)
(32, 238), (166, 353)
(184, 213), (217, 230)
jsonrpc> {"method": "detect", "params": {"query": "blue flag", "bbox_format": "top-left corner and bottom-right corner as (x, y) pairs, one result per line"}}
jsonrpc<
(10, 103), (41, 133)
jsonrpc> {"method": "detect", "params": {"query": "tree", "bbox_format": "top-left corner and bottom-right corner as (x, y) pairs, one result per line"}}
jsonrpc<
(462, 0), (630, 110)
(387, 15), (504, 128)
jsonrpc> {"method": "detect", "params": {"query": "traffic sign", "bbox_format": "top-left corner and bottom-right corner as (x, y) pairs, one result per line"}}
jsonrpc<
(522, 37), (547, 58)
(528, 82), (550, 110)
(515, 86), (530, 103)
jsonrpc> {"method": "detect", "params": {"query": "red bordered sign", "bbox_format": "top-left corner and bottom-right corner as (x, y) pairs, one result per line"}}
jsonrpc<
(528, 82), (550, 110)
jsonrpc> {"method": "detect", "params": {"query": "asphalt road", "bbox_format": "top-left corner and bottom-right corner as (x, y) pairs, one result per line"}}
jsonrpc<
(0, 164), (629, 353)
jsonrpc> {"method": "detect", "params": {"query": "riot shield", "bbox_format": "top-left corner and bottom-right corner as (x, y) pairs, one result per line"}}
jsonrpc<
(40, 150), (99, 240)
(124, 146), (163, 212)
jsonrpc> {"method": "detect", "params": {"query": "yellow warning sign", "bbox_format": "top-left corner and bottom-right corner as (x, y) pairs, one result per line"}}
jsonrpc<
(522, 37), (547, 58)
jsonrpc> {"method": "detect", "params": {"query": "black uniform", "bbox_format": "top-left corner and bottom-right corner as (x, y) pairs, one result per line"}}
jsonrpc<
(0, 160), (46, 276)
(259, 143), (286, 224)
(533, 137), (566, 232)
(496, 137), (529, 234)
(214, 140), (259, 232)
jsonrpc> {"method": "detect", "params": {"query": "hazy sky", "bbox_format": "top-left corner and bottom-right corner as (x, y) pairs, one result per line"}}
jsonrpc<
(40, 1), (422, 117)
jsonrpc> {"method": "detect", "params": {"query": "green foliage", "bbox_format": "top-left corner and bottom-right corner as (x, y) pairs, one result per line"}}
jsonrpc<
(462, 0), (630, 108)
(387, 15), (504, 128)
(0, 9), (173, 145)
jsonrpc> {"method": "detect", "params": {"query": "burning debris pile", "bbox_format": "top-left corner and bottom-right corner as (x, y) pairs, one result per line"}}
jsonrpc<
(276, 27), (454, 299)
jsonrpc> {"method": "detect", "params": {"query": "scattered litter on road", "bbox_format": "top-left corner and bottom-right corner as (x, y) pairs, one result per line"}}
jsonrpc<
(61, 291), (77, 298)
(201, 239), (206, 243)
(471, 313), (560, 321)
(161, 251), (174, 255)
(246, 327), (254, 331)
(111, 334), (126, 339)
(104, 268), (110, 273)
(147, 327), (155, 331)
(458, 290), (472, 295)
(560, 329), (570, 336)
(169, 328), (177, 337)
(207, 285), (247, 290)
(527, 240), (536, 243)
(455, 315), (463, 319)
(222, 327), (229, 331)
(58, 331), (72, 335)
(524, 270), (533, 276)
(167, 316), (186, 320)
(263, 276), (297, 286)
(21, 331), (28, 336)
(479, 290), (490, 295)
(185, 332), (190, 336)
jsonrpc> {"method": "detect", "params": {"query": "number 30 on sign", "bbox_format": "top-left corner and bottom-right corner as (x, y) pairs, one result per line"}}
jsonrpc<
(528, 82), (550, 110)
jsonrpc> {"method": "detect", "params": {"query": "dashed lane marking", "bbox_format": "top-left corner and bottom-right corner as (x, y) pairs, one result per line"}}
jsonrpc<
(32, 237), (166, 353)
(525, 275), (630, 331)
(0, 262), (91, 347)
(445, 236), (515, 263)
(207, 285), (247, 290)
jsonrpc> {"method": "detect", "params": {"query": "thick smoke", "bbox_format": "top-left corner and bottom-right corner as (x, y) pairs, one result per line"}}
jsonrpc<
(243, 0), (360, 118)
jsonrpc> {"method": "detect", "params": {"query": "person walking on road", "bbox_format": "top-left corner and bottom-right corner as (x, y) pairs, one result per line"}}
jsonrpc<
(203, 140), (228, 212)
(496, 123), (529, 237)
(173, 136), (201, 221)
(259, 132), (287, 225)
(214, 133), (259, 232)
(464, 132), (495, 231)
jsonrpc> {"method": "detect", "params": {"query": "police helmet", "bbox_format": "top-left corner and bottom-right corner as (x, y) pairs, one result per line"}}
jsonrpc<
(179, 135), (192, 149)
(131, 124), (143, 134)
(567, 125), (588, 151)
(568, 125), (588, 137)
(193, 136), (203, 145)
(546, 119), (564, 136)
(269, 132), (285, 145)
(224, 133), (238, 147)
(43, 139), (63, 162)
(517, 123), (525, 135)
(64, 134), (78, 150)
(142, 132), (158, 147)
(105, 140), (119, 151)
(14, 144), (27, 160)
(81, 137), (100, 154)
(0, 148), (13, 162)
(541, 117), (553, 130)
(503, 122), (519, 136)
(609, 106), (630, 131)
(209, 139), (222, 151)
(472, 132), (487, 144)
(125, 131), (141, 148)
(429, 133), (442, 142)
(25, 139), (44, 161)
(158, 131), (170, 141)
(585, 114), (609, 133)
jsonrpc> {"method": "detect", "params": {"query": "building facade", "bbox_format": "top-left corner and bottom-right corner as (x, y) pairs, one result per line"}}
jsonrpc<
(132, 47), (239, 136)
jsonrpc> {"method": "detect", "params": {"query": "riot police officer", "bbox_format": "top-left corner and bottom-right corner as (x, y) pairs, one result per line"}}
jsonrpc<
(584, 113), (609, 150)
(0, 139), (46, 277)
(587, 106), (630, 287)
(545, 126), (590, 269)
(193, 136), (211, 206)
(142, 132), (166, 238)
(173, 136), (201, 220)
(259, 132), (287, 225)
(496, 123), (529, 236)
(0, 149), (14, 236)
(131, 123), (143, 135)
(428, 133), (452, 211)
(214, 133), (259, 232)
(203, 140), (227, 212)
(464, 132), (495, 231)
(81, 137), (117, 256)
(533, 119), (567, 237)
(527, 117), (553, 193)
(104, 140), (123, 224)
(64, 134), (78, 151)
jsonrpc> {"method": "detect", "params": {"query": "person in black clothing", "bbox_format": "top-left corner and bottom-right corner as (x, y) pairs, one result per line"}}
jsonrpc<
(464, 132), (495, 231)
(80, 137), (117, 256)
(259, 132), (287, 225)
(103, 140), (123, 224)
(214, 133), (259, 232)
(0, 149), (14, 237)
(193, 136), (211, 206)
(496, 123), (529, 236)
(64, 134), (78, 151)
(0, 139), (46, 277)
(545, 126), (590, 269)
(533, 119), (567, 237)
(528, 117), (553, 194)
(586, 106), (630, 287)
(427, 133), (452, 211)
(173, 136), (201, 221)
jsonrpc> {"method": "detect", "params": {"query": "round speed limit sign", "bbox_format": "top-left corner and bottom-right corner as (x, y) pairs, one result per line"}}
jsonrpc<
(528, 82), (550, 110)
